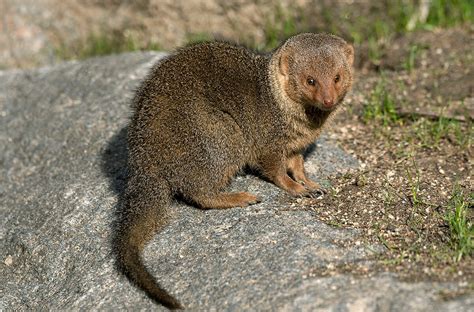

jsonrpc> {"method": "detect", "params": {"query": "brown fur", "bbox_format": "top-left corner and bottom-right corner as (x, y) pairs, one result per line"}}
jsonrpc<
(117, 33), (354, 309)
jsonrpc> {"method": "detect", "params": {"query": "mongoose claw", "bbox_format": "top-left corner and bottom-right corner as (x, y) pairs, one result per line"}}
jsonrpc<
(249, 196), (263, 205)
(307, 188), (326, 198)
(291, 189), (323, 199)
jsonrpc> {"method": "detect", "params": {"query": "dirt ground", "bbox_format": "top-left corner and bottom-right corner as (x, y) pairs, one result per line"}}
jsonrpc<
(302, 26), (473, 292)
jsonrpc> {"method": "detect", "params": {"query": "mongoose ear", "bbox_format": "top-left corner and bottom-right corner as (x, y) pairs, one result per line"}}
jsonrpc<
(279, 50), (291, 78)
(344, 44), (354, 66)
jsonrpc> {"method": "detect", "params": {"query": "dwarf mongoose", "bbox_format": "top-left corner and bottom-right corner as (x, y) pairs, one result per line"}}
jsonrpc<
(116, 33), (354, 309)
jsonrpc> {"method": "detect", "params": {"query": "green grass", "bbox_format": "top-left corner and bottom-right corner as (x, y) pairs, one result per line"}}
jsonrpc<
(311, 1), (472, 66)
(403, 44), (431, 72)
(417, 117), (452, 148)
(452, 119), (473, 148)
(56, 31), (161, 61)
(186, 32), (215, 45)
(424, 0), (473, 28)
(53, 1), (473, 61)
(404, 159), (433, 242)
(367, 37), (383, 65)
(362, 77), (400, 126)
(411, 116), (472, 149)
(261, 4), (299, 50)
(445, 185), (473, 261)
(403, 44), (419, 72)
(382, 180), (397, 207)
(406, 160), (422, 207)
(373, 0), (472, 35)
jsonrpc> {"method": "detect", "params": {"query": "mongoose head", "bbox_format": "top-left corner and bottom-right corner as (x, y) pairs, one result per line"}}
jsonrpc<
(275, 33), (354, 111)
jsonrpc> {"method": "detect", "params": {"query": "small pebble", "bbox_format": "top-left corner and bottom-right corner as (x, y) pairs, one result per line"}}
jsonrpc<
(4, 255), (13, 266)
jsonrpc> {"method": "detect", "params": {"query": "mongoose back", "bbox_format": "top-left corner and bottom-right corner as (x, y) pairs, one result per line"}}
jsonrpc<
(117, 33), (354, 309)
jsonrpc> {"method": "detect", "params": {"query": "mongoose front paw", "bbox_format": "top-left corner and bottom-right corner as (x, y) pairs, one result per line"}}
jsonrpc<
(292, 188), (326, 199)
(285, 182), (309, 197)
(297, 179), (327, 195)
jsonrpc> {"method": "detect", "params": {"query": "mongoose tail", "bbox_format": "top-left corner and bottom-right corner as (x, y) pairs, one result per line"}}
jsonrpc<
(116, 176), (183, 310)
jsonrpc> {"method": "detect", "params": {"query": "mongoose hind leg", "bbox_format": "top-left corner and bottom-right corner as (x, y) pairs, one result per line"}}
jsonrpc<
(192, 192), (261, 209)
(287, 154), (326, 195)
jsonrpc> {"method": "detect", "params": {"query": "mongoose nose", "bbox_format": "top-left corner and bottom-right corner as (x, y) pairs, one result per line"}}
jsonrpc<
(323, 99), (334, 107)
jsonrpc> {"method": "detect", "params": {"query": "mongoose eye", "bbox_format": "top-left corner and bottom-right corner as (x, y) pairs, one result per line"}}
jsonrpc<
(334, 74), (341, 83)
(307, 77), (316, 86)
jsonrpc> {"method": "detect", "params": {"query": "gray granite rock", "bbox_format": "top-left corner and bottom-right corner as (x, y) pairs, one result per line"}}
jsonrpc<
(1, 52), (471, 311)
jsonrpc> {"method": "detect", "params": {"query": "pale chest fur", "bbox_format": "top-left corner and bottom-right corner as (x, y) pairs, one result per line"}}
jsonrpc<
(284, 114), (323, 155)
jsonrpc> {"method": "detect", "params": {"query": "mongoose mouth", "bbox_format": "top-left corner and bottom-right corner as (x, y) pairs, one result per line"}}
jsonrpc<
(314, 100), (338, 112)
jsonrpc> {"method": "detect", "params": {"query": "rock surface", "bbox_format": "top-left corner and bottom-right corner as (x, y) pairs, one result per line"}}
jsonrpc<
(1, 52), (472, 310)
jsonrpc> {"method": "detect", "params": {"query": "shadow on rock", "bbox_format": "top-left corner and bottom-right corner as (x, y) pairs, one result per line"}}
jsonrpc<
(100, 126), (131, 288)
(101, 126), (129, 196)
(100, 125), (129, 235)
